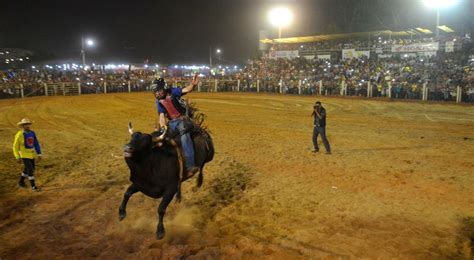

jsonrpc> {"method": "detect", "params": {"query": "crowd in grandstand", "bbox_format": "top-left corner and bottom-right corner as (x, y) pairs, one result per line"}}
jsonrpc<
(1, 68), (157, 84)
(241, 54), (473, 101)
(0, 68), (160, 97)
(1, 36), (473, 102)
(240, 35), (474, 102)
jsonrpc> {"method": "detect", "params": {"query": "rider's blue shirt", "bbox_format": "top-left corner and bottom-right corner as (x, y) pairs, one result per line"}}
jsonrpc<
(156, 88), (184, 114)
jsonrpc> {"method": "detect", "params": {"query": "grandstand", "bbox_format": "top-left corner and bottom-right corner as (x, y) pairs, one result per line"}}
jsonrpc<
(260, 28), (467, 58)
(2, 27), (472, 102)
(245, 29), (474, 103)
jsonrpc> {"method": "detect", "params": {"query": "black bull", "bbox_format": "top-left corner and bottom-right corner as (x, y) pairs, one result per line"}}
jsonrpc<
(119, 122), (214, 239)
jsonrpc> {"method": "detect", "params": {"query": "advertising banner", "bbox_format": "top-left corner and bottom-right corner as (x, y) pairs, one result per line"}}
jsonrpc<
(391, 42), (439, 53)
(342, 49), (370, 59)
(269, 50), (299, 59)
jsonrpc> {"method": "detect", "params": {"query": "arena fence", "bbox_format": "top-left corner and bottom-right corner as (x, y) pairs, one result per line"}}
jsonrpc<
(1, 79), (472, 103)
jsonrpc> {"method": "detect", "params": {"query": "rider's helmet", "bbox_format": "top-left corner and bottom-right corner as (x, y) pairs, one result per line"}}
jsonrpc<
(151, 78), (169, 93)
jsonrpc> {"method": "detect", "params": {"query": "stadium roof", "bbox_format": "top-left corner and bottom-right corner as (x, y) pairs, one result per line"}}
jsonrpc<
(415, 28), (433, 34)
(260, 29), (438, 44)
(437, 25), (455, 33)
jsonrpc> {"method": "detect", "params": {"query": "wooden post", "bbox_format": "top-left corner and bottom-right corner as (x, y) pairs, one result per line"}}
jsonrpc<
(388, 82), (392, 98)
(214, 79), (218, 92)
(340, 81), (346, 96)
(104, 81), (107, 94)
(257, 79), (260, 93)
(279, 79), (283, 94)
(340, 81), (343, 96)
(78, 83), (81, 95)
(298, 80), (302, 95)
(44, 83), (48, 96)
(319, 80), (323, 95)
(198, 82), (201, 92)
(62, 83), (66, 96)
(237, 79), (240, 92)
(20, 84), (24, 98)
(456, 86), (462, 103)
(422, 82), (427, 101)
(128, 81), (131, 93)
(367, 82), (371, 98)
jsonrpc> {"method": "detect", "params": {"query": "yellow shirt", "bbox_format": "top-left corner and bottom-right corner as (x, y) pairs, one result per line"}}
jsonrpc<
(12, 130), (41, 159)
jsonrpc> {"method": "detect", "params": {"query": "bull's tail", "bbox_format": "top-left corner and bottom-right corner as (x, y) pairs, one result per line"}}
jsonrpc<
(204, 133), (215, 163)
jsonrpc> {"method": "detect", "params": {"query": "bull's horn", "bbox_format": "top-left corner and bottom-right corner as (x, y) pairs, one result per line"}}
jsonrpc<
(152, 131), (166, 142)
(128, 122), (134, 135)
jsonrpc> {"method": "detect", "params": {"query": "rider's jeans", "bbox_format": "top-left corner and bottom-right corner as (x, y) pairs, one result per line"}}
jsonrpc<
(168, 119), (195, 170)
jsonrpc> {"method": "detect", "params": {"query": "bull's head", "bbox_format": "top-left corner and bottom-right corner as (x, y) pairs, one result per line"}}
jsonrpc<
(123, 122), (166, 158)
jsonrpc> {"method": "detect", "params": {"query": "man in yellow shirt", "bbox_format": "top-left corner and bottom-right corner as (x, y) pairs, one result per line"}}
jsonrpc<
(12, 118), (42, 191)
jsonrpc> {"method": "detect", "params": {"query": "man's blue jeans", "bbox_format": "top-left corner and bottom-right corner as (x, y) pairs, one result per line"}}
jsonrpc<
(313, 126), (331, 152)
(169, 119), (195, 169)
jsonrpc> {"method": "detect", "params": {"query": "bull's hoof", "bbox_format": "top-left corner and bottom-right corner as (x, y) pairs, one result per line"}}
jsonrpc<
(156, 229), (165, 240)
(176, 190), (182, 203)
(118, 210), (126, 221)
(196, 176), (203, 188)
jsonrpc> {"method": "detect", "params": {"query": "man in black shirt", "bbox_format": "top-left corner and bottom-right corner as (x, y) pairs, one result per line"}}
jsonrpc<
(312, 101), (331, 154)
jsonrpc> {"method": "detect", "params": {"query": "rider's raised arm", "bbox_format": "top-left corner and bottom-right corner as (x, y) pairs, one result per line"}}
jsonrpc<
(182, 73), (199, 94)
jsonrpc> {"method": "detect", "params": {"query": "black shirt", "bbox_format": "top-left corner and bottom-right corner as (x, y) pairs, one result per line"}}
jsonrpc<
(313, 107), (327, 127)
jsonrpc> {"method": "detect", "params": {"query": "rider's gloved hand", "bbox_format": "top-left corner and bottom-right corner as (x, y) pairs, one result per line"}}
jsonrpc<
(160, 125), (168, 134)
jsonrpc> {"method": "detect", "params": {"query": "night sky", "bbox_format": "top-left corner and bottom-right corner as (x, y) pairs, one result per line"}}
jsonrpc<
(1, 0), (472, 64)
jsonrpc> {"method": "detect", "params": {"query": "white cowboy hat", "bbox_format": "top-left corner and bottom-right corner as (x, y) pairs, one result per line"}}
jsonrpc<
(17, 118), (33, 126)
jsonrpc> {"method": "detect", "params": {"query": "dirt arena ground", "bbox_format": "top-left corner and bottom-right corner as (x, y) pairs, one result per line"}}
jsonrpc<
(0, 92), (473, 259)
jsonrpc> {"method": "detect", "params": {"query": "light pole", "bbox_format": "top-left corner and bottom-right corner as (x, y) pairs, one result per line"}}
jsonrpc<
(216, 49), (222, 63)
(268, 7), (293, 39)
(422, 0), (458, 38)
(81, 37), (94, 67)
(209, 46), (212, 68)
(436, 8), (440, 38)
(209, 47), (222, 68)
